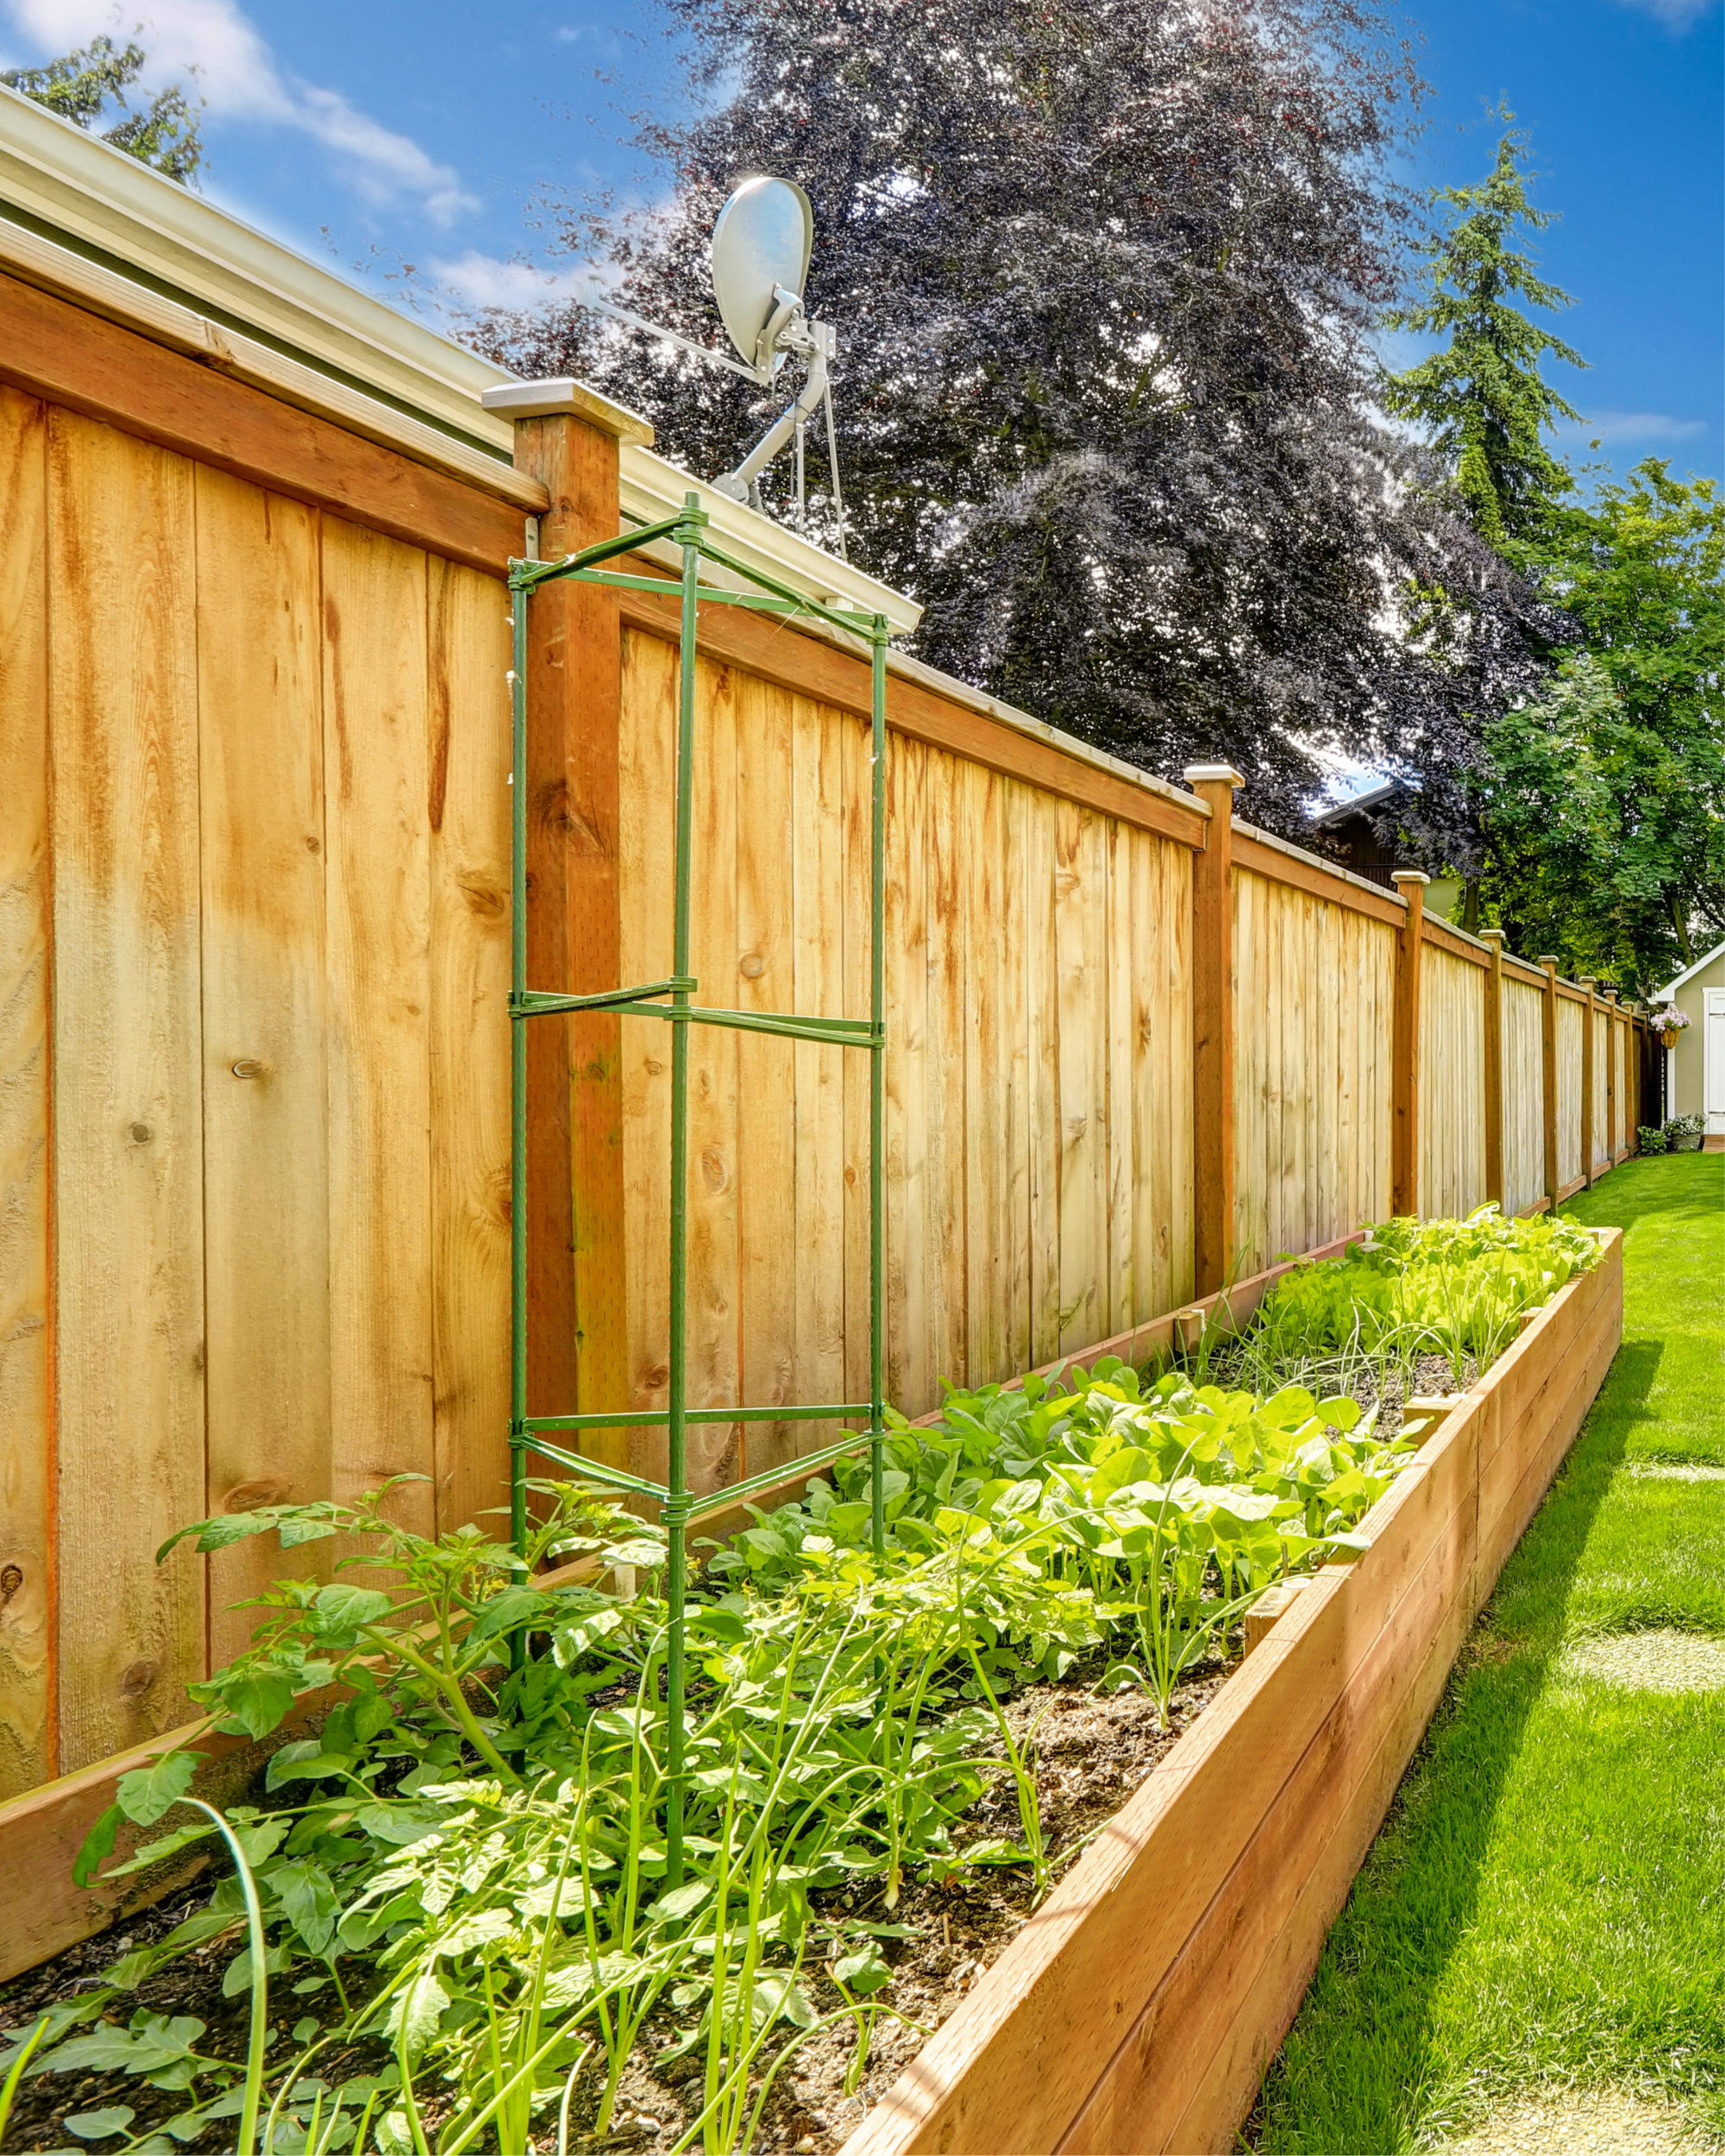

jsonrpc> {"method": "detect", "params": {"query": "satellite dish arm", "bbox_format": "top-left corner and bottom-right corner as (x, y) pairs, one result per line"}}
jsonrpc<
(714, 306), (836, 501)
(581, 289), (769, 384)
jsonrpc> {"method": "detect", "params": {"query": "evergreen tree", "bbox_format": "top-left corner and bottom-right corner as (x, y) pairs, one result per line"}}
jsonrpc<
(3, 36), (204, 185)
(1384, 130), (1584, 545)
(1481, 463), (1725, 991)
(469, 0), (1519, 833)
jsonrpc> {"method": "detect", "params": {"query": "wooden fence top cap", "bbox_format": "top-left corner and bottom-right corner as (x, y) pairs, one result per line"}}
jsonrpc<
(1182, 763), (1244, 787)
(480, 377), (657, 446)
(1479, 927), (1507, 941)
(1391, 869), (1431, 886)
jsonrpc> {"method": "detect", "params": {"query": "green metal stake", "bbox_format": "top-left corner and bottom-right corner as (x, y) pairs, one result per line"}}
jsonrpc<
(509, 580), (530, 1614)
(505, 501), (888, 1875)
(664, 496), (706, 1890)
(869, 617), (888, 1558)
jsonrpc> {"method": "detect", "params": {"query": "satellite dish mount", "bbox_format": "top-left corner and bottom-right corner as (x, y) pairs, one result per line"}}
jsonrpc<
(580, 176), (847, 554)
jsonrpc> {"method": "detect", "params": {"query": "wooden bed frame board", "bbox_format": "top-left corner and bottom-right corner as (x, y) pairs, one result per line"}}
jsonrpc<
(839, 1232), (1621, 2156)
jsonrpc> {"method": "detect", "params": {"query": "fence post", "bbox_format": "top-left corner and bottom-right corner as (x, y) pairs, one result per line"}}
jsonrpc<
(1603, 990), (1620, 1163)
(1391, 872), (1428, 1217)
(1578, 978), (1597, 1188)
(1480, 929), (1506, 1208)
(1184, 765), (1240, 1296)
(1539, 958), (1560, 1203)
(490, 380), (655, 1457)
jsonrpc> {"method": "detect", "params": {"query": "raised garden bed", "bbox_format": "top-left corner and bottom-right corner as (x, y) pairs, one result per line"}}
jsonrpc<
(840, 1229), (1622, 2156)
(0, 1220), (1622, 2156)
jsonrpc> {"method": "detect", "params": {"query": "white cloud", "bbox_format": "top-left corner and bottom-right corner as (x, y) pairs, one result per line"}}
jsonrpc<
(1611, 0), (1719, 26)
(3, 0), (476, 222)
(430, 251), (595, 309)
(1564, 411), (1708, 445)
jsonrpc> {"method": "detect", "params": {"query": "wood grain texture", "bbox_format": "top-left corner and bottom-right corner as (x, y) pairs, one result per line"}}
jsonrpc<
(613, 585), (1209, 851)
(194, 472), (331, 1664)
(520, 417), (630, 1451)
(48, 413), (207, 1769)
(617, 629), (675, 1482)
(0, 270), (531, 576)
(734, 671), (799, 1470)
(1190, 780), (1238, 1294)
(840, 1234), (1622, 2156)
(886, 735), (929, 1411)
(427, 558), (511, 1533)
(321, 517), (435, 1533)
(1482, 933), (1505, 1206)
(789, 691), (850, 1454)
(1502, 977), (1546, 1219)
(1556, 997), (1584, 1198)
(1419, 944), (1486, 1221)
(1056, 801), (1105, 1354)
(925, 748), (969, 1391)
(1227, 832), (1403, 926)
(0, 385), (52, 1797)
(1231, 872), (1394, 1275)
(1390, 881), (1425, 1214)
(685, 656), (743, 1491)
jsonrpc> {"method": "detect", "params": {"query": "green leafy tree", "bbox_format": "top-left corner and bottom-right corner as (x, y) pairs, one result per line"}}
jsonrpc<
(1481, 462), (1725, 990)
(1385, 130), (1584, 545)
(2, 35), (204, 184)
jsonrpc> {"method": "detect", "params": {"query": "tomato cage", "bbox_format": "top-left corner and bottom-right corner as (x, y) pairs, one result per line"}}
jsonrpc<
(506, 493), (889, 1884)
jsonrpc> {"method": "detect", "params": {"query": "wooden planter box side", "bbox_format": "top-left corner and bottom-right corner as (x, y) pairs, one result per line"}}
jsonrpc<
(842, 1231), (1622, 2156)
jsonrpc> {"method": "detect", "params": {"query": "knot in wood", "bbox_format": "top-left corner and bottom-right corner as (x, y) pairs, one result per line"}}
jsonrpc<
(0, 1564), (22, 1605)
(119, 1658), (159, 1699)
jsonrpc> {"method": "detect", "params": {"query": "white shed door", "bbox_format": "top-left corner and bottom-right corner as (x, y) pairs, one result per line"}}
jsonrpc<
(1707, 990), (1725, 1125)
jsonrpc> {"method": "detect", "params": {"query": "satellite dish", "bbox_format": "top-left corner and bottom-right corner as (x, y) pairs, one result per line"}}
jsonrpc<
(711, 177), (813, 375)
(560, 172), (847, 555)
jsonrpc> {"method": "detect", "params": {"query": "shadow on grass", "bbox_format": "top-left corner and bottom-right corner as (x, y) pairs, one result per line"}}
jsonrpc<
(1245, 1335), (1665, 2155)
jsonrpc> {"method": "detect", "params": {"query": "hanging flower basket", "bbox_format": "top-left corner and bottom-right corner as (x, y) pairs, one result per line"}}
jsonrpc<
(1652, 1005), (1690, 1052)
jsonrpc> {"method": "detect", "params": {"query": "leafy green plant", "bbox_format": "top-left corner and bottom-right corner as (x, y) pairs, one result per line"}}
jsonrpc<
(1247, 1205), (1602, 1385)
(34, 1219), (1591, 2154)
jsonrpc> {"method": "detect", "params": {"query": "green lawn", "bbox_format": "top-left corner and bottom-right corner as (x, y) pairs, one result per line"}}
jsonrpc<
(1251, 1154), (1725, 2153)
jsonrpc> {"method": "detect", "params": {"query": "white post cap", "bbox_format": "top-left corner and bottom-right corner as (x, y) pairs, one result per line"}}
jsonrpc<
(480, 377), (656, 446)
(1182, 764), (1244, 787)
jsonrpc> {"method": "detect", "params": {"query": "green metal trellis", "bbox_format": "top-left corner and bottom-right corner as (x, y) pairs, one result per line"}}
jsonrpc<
(507, 492), (888, 1887)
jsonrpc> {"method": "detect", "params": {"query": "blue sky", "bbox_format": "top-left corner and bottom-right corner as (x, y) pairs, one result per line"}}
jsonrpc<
(2, 0), (1718, 477)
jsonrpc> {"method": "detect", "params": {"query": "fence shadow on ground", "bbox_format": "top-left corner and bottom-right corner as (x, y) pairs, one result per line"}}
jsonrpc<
(1244, 1329), (1664, 2153)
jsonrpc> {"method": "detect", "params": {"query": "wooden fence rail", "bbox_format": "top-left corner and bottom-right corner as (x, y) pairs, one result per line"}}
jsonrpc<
(0, 241), (1650, 1804)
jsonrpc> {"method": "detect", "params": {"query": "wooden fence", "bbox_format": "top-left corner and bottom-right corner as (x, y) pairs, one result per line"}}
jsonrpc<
(0, 231), (1648, 1805)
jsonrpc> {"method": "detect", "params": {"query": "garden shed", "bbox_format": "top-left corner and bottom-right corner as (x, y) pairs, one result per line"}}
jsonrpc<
(1656, 934), (1725, 1140)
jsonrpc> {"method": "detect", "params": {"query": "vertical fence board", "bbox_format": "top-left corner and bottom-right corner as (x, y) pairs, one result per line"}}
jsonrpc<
(963, 762), (1006, 1385)
(735, 674), (798, 1474)
(426, 558), (511, 1536)
(885, 738), (926, 1410)
(790, 691), (848, 1455)
(618, 630), (675, 1481)
(1556, 998), (1584, 1192)
(686, 658), (743, 1490)
(0, 387), (51, 1798)
(925, 749), (969, 1393)
(1026, 790), (1062, 1369)
(1502, 976), (1546, 1215)
(49, 415), (206, 1770)
(1056, 805), (1104, 1355)
(195, 474), (331, 1663)
(1001, 780), (1034, 1371)
(320, 517), (435, 1533)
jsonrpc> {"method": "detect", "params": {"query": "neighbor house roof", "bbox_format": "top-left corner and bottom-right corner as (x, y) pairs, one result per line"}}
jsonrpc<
(1657, 936), (1725, 999)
